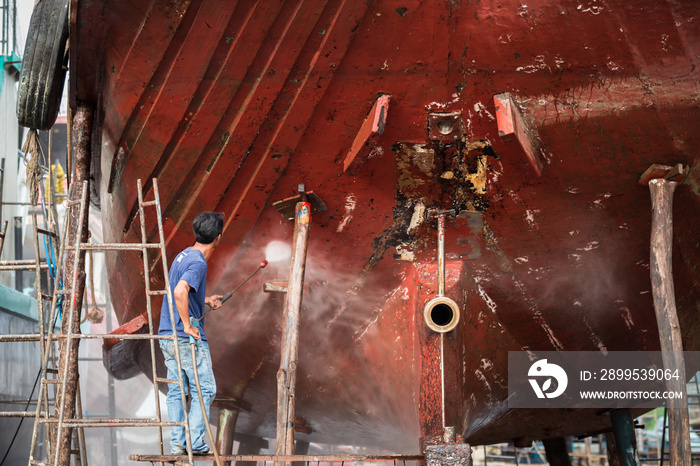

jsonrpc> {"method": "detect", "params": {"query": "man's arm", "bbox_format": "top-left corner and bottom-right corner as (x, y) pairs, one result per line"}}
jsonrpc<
(174, 279), (199, 339)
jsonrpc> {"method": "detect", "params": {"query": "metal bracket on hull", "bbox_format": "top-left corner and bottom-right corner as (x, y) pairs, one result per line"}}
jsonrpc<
(428, 112), (463, 143)
(272, 189), (328, 221)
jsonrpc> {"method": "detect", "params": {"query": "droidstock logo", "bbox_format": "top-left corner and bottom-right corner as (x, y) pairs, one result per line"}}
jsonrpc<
(528, 359), (568, 399)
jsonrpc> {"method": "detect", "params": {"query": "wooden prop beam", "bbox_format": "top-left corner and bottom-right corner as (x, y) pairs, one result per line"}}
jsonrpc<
(275, 202), (311, 465)
(640, 164), (690, 465)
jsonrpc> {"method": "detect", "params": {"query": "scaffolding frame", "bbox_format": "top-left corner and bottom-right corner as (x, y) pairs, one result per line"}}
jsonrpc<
(0, 201), (75, 462)
(19, 178), (195, 466)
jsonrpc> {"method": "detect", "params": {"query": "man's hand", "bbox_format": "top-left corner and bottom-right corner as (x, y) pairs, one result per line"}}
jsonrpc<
(205, 294), (223, 311)
(183, 323), (200, 340)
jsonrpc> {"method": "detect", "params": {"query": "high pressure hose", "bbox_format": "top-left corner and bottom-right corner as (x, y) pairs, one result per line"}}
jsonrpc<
(189, 318), (222, 466)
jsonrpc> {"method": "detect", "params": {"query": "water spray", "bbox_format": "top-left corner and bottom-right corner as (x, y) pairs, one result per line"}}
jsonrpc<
(221, 259), (268, 304)
(195, 260), (268, 322)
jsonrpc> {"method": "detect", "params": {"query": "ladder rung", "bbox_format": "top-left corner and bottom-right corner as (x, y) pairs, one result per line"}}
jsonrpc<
(36, 227), (59, 238)
(155, 377), (179, 385)
(79, 243), (162, 251)
(55, 289), (72, 295)
(0, 411), (45, 418)
(29, 460), (48, 465)
(43, 379), (61, 384)
(141, 200), (158, 207)
(0, 263), (49, 271)
(148, 290), (167, 296)
(0, 334), (69, 342)
(46, 368), (59, 373)
(0, 334), (41, 342)
(64, 199), (82, 206)
(41, 418), (186, 428)
(70, 333), (170, 341)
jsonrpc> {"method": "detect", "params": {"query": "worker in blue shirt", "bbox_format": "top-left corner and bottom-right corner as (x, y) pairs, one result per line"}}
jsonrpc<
(159, 212), (224, 455)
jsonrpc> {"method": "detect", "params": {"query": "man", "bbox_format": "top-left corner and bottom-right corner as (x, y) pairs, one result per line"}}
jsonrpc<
(159, 212), (224, 455)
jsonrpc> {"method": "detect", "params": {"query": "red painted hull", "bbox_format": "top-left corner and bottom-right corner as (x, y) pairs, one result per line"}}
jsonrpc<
(71, 0), (700, 450)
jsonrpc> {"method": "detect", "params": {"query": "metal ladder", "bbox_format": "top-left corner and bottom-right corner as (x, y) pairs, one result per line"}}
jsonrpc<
(27, 178), (195, 466)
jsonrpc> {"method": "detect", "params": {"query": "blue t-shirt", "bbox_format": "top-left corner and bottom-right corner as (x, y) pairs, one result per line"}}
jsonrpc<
(158, 247), (209, 340)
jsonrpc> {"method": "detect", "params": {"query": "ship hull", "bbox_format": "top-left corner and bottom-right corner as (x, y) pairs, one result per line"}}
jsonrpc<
(67, 0), (700, 450)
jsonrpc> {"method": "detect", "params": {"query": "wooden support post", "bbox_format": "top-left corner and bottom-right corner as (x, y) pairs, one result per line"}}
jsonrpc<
(54, 103), (93, 466)
(275, 202), (311, 465)
(611, 409), (639, 466)
(648, 178), (691, 465)
(542, 438), (572, 466)
(216, 407), (239, 466)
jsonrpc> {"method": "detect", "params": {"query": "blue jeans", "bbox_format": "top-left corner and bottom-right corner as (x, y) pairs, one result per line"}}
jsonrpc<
(159, 337), (216, 452)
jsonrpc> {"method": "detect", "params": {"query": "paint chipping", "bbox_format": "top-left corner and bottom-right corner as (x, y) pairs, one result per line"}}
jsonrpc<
(615, 300), (635, 329)
(395, 243), (415, 261)
(475, 369), (492, 391)
(516, 55), (548, 73)
(337, 194), (357, 232)
(368, 146), (384, 159)
(576, 241), (599, 251)
(636, 260), (650, 269)
(476, 282), (498, 314)
(524, 209), (540, 230)
(582, 314), (608, 354)
(577, 1), (604, 15)
(408, 202), (425, 233)
(607, 60), (621, 71)
(473, 102), (496, 121)
(534, 310), (565, 350)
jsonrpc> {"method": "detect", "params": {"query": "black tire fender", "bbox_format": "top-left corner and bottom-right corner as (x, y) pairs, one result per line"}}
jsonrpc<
(16, 0), (69, 131)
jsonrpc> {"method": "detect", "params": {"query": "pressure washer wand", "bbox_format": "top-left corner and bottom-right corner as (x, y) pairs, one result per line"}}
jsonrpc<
(195, 260), (268, 322)
(220, 259), (268, 304)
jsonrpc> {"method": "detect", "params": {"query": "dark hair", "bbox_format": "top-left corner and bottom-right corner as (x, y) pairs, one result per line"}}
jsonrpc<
(192, 212), (224, 244)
